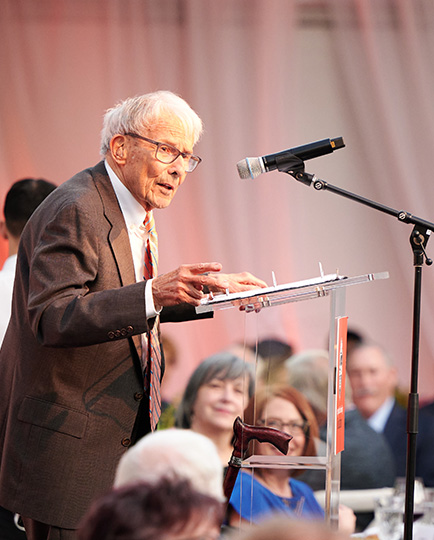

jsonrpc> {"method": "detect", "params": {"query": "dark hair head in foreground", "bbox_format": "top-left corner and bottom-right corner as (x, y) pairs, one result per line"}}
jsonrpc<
(77, 476), (224, 540)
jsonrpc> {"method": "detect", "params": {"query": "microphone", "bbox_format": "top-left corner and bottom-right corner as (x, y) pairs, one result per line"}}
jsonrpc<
(236, 137), (345, 179)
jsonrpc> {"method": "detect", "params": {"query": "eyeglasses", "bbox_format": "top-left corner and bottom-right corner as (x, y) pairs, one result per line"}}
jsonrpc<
(257, 418), (309, 435)
(126, 132), (202, 172)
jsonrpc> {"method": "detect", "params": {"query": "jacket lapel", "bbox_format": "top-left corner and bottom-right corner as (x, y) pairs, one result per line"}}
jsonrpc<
(91, 161), (143, 355)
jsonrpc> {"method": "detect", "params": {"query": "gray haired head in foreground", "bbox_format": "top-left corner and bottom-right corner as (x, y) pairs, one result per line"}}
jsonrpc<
(113, 428), (225, 502)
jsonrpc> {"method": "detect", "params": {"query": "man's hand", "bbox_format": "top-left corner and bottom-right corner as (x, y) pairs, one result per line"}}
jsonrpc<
(151, 264), (267, 309)
(152, 263), (222, 309)
(206, 272), (267, 294)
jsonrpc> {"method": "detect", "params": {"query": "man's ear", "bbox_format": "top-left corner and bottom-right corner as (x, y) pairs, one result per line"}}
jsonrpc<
(110, 135), (128, 165)
(0, 220), (8, 241)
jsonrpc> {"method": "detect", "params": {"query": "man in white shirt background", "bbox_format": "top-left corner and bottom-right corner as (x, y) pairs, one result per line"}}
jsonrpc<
(0, 178), (57, 343)
(0, 177), (57, 540)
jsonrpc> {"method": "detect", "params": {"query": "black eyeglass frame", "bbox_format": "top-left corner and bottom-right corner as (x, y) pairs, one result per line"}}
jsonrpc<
(257, 418), (310, 435)
(125, 132), (202, 172)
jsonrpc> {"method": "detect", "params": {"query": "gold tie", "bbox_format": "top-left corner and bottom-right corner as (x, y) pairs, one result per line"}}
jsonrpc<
(143, 211), (161, 431)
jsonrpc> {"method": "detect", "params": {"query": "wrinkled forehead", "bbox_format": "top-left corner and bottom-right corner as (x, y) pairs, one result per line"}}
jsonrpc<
(145, 113), (195, 148)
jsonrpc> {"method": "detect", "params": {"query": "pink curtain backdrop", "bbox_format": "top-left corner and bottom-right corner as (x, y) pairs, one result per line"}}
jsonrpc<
(1, 0), (434, 401)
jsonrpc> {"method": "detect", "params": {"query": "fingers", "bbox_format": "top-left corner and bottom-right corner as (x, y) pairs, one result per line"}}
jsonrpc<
(151, 264), (267, 309)
(235, 271), (268, 289)
(152, 264), (223, 308)
(186, 262), (223, 274)
(213, 272), (268, 293)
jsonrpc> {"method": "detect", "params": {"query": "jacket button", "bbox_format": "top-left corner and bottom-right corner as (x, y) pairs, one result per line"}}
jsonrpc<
(107, 331), (115, 339)
(121, 438), (131, 447)
(134, 392), (144, 401)
(126, 325), (133, 333)
(114, 330), (121, 338)
(121, 328), (128, 336)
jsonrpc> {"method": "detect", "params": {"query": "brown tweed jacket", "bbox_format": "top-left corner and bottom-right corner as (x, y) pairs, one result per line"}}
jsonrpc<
(0, 161), (205, 528)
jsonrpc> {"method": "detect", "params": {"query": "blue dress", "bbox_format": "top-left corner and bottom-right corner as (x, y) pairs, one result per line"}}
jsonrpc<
(229, 471), (324, 524)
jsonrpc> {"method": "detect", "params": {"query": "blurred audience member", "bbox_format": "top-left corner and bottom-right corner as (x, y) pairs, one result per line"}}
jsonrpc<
(0, 178), (56, 540)
(78, 477), (224, 540)
(235, 515), (351, 540)
(286, 349), (395, 530)
(176, 352), (255, 466)
(347, 343), (434, 488)
(227, 385), (355, 534)
(114, 428), (224, 502)
(346, 328), (365, 357)
(421, 399), (434, 416)
(285, 349), (333, 427)
(252, 337), (294, 387)
(0, 178), (57, 343)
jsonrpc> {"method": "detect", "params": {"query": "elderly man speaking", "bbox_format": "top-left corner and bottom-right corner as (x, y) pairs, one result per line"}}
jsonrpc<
(0, 91), (266, 540)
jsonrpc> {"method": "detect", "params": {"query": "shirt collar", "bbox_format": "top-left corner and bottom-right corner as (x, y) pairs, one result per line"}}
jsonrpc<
(367, 396), (395, 433)
(104, 159), (147, 231)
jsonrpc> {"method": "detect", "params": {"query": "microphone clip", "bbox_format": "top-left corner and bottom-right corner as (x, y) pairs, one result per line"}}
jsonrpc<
(286, 170), (316, 187)
(410, 226), (433, 266)
(277, 154), (316, 187)
(276, 153), (305, 176)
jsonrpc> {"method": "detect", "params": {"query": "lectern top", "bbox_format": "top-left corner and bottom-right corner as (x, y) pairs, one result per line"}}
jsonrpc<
(195, 271), (389, 314)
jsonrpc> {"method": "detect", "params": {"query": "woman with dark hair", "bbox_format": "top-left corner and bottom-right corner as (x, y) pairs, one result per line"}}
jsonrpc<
(175, 351), (255, 466)
(227, 385), (355, 533)
(77, 477), (224, 540)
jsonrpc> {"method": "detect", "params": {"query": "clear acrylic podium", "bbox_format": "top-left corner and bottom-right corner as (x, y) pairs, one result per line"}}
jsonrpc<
(197, 271), (389, 527)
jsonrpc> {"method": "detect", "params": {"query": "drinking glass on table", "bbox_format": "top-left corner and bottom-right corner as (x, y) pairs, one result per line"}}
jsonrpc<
(374, 494), (404, 540)
(394, 477), (425, 506)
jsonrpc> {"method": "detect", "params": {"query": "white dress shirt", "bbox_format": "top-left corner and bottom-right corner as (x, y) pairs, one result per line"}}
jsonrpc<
(105, 160), (159, 319)
(0, 254), (17, 345)
(367, 396), (395, 433)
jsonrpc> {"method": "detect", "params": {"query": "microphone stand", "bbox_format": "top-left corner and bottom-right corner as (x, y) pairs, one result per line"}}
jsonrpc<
(284, 164), (433, 540)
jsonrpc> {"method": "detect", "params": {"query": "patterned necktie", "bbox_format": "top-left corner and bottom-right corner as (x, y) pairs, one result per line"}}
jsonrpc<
(143, 211), (162, 431)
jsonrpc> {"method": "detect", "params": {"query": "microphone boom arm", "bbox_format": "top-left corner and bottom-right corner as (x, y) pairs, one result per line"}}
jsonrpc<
(289, 170), (434, 235)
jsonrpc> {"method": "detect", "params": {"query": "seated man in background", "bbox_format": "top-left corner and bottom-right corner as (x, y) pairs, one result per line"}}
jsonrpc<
(286, 348), (396, 531)
(347, 342), (434, 488)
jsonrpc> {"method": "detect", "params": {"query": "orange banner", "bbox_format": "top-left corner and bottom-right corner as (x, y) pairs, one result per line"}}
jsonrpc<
(335, 316), (348, 454)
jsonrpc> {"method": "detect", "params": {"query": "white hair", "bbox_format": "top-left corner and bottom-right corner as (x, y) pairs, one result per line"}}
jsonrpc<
(100, 90), (203, 156)
(114, 428), (225, 502)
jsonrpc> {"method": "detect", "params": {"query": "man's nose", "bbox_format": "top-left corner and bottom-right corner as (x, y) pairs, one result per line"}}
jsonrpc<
(168, 155), (188, 176)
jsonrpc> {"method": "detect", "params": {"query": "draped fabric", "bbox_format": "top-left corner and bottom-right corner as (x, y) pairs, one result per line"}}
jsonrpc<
(1, 0), (434, 401)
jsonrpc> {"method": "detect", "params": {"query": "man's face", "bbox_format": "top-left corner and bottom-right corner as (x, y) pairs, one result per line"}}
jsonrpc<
(119, 116), (195, 212)
(347, 346), (398, 419)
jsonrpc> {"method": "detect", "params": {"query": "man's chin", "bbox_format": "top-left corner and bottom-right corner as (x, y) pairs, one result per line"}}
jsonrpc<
(144, 199), (173, 211)
(356, 400), (377, 419)
(151, 196), (174, 210)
